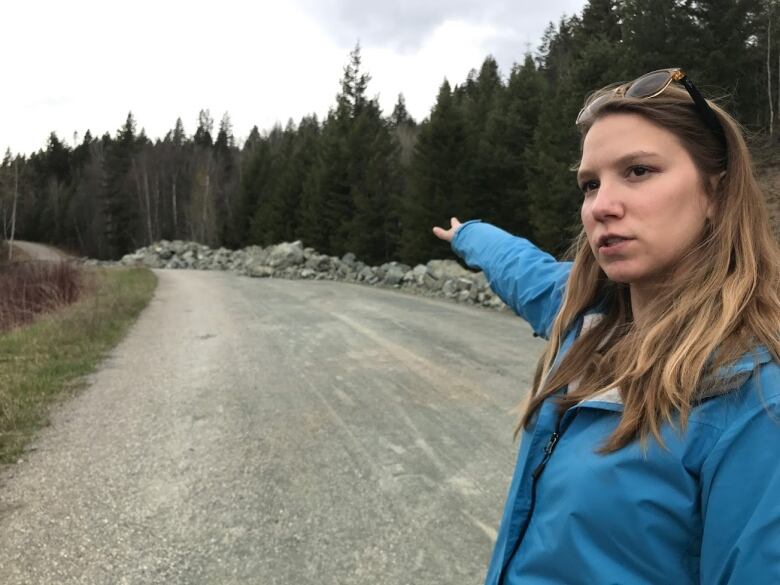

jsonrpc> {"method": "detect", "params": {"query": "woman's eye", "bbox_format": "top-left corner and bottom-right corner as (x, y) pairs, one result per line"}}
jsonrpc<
(629, 165), (651, 177)
(580, 180), (598, 194)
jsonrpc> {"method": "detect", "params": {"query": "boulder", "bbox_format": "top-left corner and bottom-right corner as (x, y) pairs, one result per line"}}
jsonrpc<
(425, 259), (471, 281)
(442, 279), (459, 296)
(247, 264), (274, 278)
(267, 241), (304, 269)
(357, 266), (374, 282)
(383, 264), (406, 286)
(305, 254), (332, 272)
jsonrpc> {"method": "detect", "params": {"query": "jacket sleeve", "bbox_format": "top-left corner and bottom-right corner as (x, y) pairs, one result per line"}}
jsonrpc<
(699, 391), (780, 584)
(451, 220), (572, 339)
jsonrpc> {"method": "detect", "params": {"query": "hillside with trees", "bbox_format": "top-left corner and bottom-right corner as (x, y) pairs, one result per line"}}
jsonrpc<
(1, 0), (778, 265)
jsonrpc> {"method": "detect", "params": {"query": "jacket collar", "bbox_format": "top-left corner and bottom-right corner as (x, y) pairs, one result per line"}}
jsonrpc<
(571, 311), (772, 409)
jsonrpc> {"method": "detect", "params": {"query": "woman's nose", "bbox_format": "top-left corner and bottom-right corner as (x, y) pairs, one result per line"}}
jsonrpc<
(589, 182), (624, 222)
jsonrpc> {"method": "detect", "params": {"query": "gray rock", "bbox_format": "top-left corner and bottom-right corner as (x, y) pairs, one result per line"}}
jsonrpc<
(305, 254), (332, 272)
(247, 265), (274, 278)
(423, 273), (443, 291)
(119, 253), (143, 266)
(244, 246), (270, 266)
(425, 259), (471, 282)
(408, 264), (427, 286)
(472, 272), (489, 291)
(143, 254), (166, 269)
(341, 252), (357, 267)
(442, 279), (459, 296)
(166, 258), (186, 270)
(454, 278), (472, 292)
(383, 264), (406, 286)
(487, 296), (506, 310)
(357, 266), (374, 282)
(116, 237), (512, 315)
(155, 245), (174, 260)
(267, 241), (304, 269)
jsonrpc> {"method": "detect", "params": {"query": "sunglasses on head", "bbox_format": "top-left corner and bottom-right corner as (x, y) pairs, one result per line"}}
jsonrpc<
(576, 68), (727, 150)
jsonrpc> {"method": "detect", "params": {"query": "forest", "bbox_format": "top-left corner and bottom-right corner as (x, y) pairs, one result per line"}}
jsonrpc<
(1, 0), (778, 265)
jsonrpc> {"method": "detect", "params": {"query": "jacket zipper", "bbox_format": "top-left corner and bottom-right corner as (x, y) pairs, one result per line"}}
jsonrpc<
(497, 425), (563, 584)
(531, 432), (560, 480)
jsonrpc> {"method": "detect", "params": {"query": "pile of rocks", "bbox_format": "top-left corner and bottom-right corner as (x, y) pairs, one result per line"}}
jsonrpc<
(113, 239), (507, 311)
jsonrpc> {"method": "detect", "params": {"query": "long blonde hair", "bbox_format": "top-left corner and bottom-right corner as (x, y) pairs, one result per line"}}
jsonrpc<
(517, 85), (780, 452)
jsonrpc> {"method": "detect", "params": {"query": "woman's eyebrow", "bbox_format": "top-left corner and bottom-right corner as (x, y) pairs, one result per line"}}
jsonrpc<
(577, 150), (662, 183)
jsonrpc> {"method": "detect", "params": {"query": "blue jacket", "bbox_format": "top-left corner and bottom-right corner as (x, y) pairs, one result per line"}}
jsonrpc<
(452, 220), (780, 585)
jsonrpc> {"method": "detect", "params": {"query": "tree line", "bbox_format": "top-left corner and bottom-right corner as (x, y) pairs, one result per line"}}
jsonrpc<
(1, 0), (778, 265)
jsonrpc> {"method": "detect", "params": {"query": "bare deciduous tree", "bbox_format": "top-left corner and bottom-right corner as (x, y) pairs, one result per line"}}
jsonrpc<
(769, 0), (775, 136)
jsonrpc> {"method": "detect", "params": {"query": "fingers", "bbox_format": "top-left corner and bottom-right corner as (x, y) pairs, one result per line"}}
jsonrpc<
(432, 217), (462, 243)
(432, 226), (450, 242)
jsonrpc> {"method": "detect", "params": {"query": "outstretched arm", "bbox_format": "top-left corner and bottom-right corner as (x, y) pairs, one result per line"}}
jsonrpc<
(432, 218), (571, 339)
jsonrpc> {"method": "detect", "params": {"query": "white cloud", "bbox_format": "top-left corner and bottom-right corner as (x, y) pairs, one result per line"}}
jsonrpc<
(364, 20), (504, 121)
(0, 0), (587, 156)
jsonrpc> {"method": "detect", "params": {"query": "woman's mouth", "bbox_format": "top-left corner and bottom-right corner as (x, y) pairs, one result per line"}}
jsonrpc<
(598, 237), (633, 255)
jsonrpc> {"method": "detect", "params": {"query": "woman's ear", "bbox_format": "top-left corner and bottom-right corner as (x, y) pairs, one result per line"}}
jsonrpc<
(711, 171), (726, 190)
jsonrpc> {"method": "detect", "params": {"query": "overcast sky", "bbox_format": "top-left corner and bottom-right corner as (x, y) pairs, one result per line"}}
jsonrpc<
(1, 0), (588, 157)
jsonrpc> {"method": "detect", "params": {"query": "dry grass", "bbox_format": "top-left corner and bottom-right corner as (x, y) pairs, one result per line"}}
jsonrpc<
(757, 165), (780, 242)
(0, 261), (84, 332)
(0, 266), (157, 464)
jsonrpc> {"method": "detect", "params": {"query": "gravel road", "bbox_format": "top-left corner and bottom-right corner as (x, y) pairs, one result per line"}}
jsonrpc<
(10, 240), (68, 261)
(0, 270), (545, 585)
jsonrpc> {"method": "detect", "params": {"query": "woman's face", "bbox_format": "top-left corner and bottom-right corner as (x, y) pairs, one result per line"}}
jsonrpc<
(578, 113), (714, 288)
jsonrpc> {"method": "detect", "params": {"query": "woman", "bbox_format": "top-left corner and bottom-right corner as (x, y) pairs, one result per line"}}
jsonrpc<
(433, 69), (780, 584)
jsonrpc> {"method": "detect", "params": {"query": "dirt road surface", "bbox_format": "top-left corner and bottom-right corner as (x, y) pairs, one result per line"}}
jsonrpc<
(9, 241), (68, 262)
(0, 270), (545, 584)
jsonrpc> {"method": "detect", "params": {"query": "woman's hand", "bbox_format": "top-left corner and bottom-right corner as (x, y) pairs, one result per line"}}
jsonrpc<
(432, 217), (463, 243)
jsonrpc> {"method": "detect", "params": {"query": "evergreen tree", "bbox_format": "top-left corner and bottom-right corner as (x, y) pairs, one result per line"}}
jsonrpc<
(526, 18), (589, 252)
(172, 117), (186, 146)
(401, 79), (469, 264)
(194, 109), (214, 147)
(237, 132), (275, 245)
(458, 56), (507, 223)
(250, 116), (324, 246)
(26, 133), (72, 244)
(347, 99), (403, 262)
(301, 109), (350, 254)
(103, 113), (140, 257)
(480, 54), (547, 237)
(581, 0), (620, 42)
(215, 112), (235, 153)
(214, 112), (239, 244)
(390, 93), (416, 128)
(299, 43), (397, 259)
(244, 125), (262, 151)
(250, 121), (296, 245)
(684, 0), (765, 126)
